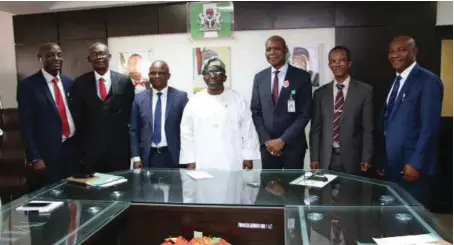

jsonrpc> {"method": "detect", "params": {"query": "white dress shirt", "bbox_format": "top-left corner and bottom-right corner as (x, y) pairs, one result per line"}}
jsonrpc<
(333, 76), (351, 104)
(132, 87), (168, 163)
(386, 61), (417, 104)
(94, 69), (112, 99)
(270, 63), (289, 96)
(41, 68), (75, 141)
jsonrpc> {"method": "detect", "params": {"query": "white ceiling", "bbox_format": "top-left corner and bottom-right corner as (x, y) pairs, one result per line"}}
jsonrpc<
(0, 1), (165, 15)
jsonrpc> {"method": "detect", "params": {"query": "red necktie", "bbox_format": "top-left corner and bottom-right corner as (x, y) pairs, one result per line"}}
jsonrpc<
(99, 77), (107, 101)
(333, 84), (345, 146)
(272, 70), (280, 104)
(52, 77), (70, 137)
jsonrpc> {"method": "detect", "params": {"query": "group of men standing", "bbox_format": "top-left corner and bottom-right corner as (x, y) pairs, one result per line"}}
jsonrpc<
(17, 35), (442, 205)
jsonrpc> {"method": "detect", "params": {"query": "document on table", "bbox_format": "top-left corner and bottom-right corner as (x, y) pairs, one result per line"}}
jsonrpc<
(186, 171), (214, 180)
(373, 234), (439, 245)
(289, 174), (337, 188)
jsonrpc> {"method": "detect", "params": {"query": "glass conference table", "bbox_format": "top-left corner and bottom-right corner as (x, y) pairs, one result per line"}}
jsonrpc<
(0, 169), (448, 245)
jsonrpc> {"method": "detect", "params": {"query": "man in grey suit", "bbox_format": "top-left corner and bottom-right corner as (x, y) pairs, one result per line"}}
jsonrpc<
(310, 46), (373, 175)
(251, 35), (312, 169)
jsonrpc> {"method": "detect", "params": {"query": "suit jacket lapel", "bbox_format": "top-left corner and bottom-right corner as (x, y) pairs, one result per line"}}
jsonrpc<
(261, 68), (274, 110)
(61, 76), (71, 101)
(326, 82), (334, 131)
(276, 66), (292, 109)
(389, 65), (419, 120)
(165, 87), (174, 121)
(147, 90), (154, 128)
(106, 71), (119, 102)
(38, 71), (59, 116)
(340, 79), (356, 124)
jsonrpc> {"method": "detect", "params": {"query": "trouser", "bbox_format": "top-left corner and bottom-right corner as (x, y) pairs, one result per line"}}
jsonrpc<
(148, 147), (179, 169)
(329, 148), (345, 173)
(261, 146), (306, 169)
(28, 137), (79, 191)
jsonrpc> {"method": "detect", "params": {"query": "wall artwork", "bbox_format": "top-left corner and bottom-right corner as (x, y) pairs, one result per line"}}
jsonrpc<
(192, 46), (230, 93)
(288, 44), (322, 87)
(188, 2), (233, 40)
(117, 50), (152, 93)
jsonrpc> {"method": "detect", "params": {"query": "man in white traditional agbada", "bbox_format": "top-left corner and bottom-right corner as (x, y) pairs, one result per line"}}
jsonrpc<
(179, 57), (260, 170)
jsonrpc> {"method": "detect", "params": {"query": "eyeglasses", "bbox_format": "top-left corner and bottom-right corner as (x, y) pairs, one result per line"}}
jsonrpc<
(204, 71), (225, 77)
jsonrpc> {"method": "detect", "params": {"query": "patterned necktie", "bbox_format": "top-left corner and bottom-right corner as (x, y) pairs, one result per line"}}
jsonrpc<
(385, 75), (402, 118)
(52, 77), (70, 137)
(272, 70), (280, 104)
(99, 77), (107, 101)
(333, 84), (345, 147)
(153, 92), (162, 145)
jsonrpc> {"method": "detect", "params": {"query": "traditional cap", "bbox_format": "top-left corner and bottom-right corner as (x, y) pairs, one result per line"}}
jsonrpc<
(202, 56), (226, 75)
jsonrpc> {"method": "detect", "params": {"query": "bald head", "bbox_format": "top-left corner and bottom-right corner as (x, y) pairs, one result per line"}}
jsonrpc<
(151, 60), (169, 73)
(38, 42), (62, 76)
(388, 35), (418, 73)
(149, 60), (170, 91)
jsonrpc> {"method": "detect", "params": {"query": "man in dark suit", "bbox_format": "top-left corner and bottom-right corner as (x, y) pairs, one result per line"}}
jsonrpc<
(378, 36), (443, 205)
(17, 43), (78, 189)
(310, 46), (374, 176)
(70, 42), (135, 173)
(130, 60), (188, 169)
(251, 35), (312, 169)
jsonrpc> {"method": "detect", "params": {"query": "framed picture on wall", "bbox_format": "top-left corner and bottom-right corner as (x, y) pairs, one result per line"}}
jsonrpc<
(192, 46), (231, 93)
(117, 50), (152, 94)
(188, 1), (234, 40)
(288, 44), (322, 87)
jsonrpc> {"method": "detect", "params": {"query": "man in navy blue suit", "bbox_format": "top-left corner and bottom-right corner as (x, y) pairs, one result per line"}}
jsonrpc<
(130, 61), (188, 168)
(251, 35), (312, 169)
(379, 36), (443, 204)
(17, 43), (78, 189)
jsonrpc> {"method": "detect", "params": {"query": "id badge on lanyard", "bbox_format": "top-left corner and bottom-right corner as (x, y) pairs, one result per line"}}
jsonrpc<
(287, 90), (296, 113)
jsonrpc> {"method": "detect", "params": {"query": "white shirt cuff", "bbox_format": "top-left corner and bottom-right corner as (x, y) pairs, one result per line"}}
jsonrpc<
(132, 156), (141, 162)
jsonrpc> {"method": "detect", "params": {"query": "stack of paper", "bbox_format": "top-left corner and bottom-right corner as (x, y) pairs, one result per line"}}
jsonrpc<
(67, 173), (127, 187)
(186, 171), (214, 180)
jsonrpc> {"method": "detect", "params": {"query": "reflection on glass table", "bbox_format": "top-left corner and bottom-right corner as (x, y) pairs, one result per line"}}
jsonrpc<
(285, 205), (446, 245)
(34, 169), (422, 208)
(0, 198), (128, 245)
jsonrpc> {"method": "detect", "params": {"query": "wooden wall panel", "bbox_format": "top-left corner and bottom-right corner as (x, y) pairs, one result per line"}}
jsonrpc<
(13, 14), (58, 44)
(106, 5), (158, 37)
(334, 1), (437, 27)
(158, 3), (187, 34)
(58, 9), (107, 40)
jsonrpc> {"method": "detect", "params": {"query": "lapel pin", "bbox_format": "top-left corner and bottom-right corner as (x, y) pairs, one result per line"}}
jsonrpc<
(283, 80), (289, 88)
(402, 93), (406, 102)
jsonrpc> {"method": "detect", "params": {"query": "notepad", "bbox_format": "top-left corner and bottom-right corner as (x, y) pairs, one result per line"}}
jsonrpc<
(186, 171), (213, 180)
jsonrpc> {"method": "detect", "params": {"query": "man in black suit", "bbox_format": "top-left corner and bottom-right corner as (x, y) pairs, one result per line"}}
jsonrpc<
(70, 42), (134, 173)
(251, 35), (312, 169)
(17, 43), (78, 189)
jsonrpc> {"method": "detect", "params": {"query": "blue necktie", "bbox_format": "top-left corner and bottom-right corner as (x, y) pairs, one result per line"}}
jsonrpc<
(385, 75), (402, 118)
(153, 92), (162, 145)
